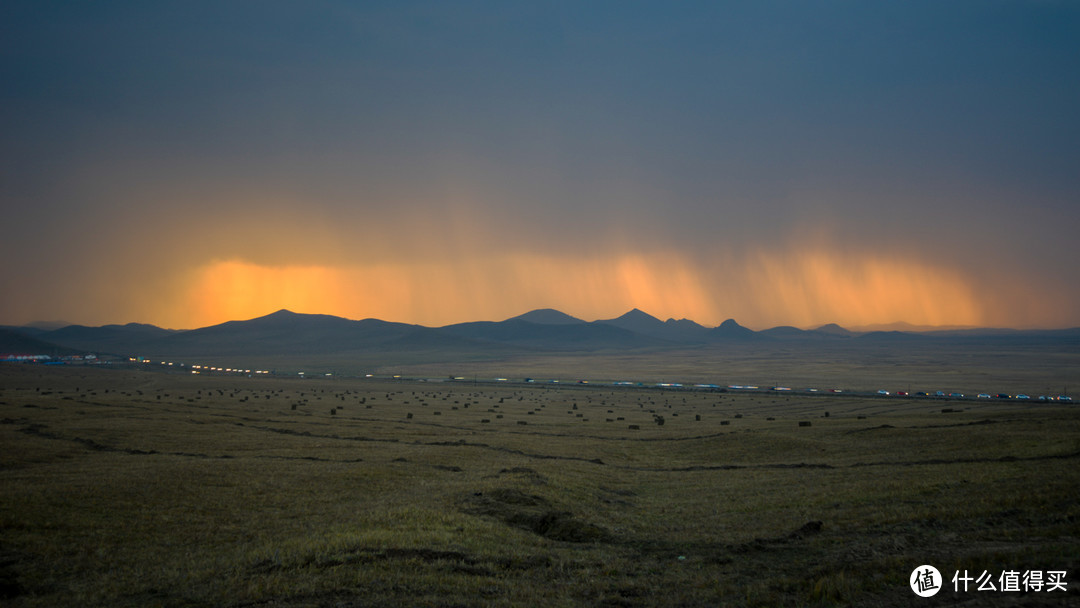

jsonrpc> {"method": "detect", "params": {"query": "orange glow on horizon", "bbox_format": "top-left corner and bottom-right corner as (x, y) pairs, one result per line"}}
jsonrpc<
(190, 261), (348, 325)
(178, 250), (987, 330)
(743, 250), (985, 329)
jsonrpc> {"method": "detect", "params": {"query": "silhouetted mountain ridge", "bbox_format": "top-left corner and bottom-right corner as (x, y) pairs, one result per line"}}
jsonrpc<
(138, 310), (475, 357)
(595, 309), (709, 342)
(442, 318), (664, 351)
(508, 309), (586, 325)
(709, 319), (757, 341)
(0, 328), (82, 356)
(5, 308), (1078, 360)
(33, 322), (176, 354)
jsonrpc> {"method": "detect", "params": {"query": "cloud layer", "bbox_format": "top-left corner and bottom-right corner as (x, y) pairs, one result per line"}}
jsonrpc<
(2, 2), (1078, 329)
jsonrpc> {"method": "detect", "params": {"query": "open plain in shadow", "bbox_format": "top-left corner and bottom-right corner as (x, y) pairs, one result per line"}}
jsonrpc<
(1, 364), (1077, 606)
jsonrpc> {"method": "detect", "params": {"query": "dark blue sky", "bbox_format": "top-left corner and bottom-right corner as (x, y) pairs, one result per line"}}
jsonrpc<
(3, 1), (1078, 328)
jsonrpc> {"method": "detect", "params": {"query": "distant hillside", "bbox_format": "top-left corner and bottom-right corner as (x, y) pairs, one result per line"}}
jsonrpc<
(660, 318), (711, 342)
(14, 308), (1080, 365)
(41, 323), (176, 355)
(596, 308), (663, 334)
(758, 326), (809, 339)
(136, 310), (481, 358)
(814, 323), (855, 337)
(441, 318), (663, 351)
(595, 309), (708, 343)
(0, 328), (82, 356)
(708, 319), (758, 341)
(508, 309), (586, 325)
(760, 325), (855, 340)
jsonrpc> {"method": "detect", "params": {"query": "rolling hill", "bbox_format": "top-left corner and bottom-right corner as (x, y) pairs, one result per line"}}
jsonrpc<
(507, 309), (586, 325)
(135, 310), (485, 358)
(38, 322), (176, 354)
(596, 309), (710, 343)
(0, 328), (82, 357)
(441, 317), (664, 351)
(5, 309), (1078, 366)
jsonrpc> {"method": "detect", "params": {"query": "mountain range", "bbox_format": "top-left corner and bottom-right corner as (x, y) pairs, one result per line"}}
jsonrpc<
(2, 308), (1079, 360)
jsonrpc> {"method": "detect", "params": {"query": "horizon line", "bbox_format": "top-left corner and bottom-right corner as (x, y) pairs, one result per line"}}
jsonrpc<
(9, 307), (1079, 334)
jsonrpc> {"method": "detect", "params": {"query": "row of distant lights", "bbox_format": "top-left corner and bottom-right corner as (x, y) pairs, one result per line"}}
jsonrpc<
(128, 357), (274, 375)
(130, 356), (339, 378)
(121, 360), (1072, 401)
(457, 377), (1073, 402)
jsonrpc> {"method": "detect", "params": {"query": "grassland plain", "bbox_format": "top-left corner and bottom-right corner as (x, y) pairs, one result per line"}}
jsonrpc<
(166, 338), (1080, 398)
(0, 364), (1078, 607)
(377, 340), (1080, 398)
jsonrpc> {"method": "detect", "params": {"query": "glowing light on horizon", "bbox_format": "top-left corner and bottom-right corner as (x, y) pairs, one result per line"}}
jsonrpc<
(179, 250), (986, 330)
(743, 250), (985, 328)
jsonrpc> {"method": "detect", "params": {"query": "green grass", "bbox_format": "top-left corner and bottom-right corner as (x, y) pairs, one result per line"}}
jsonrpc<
(1, 364), (1078, 606)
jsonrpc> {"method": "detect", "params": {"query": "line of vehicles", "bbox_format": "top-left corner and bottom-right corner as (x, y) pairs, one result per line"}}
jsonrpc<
(124, 358), (1072, 403)
(449, 377), (1073, 403)
(872, 389), (1071, 402)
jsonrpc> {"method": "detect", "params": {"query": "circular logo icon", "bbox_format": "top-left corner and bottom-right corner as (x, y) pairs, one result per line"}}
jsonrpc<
(910, 565), (942, 597)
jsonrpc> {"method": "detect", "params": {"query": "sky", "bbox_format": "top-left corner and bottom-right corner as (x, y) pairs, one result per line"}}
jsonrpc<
(2, 1), (1079, 330)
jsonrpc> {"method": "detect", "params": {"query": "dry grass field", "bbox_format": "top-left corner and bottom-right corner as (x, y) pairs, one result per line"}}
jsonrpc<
(169, 338), (1080, 398)
(1, 363), (1078, 606)
(381, 340), (1080, 398)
